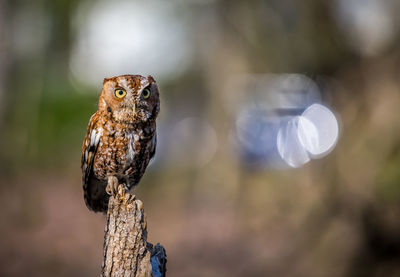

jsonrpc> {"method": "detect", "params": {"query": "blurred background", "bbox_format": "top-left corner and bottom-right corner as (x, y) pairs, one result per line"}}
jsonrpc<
(1, 0), (400, 276)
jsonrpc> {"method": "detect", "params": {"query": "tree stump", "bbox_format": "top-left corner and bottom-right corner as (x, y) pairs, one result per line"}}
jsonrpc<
(101, 183), (166, 277)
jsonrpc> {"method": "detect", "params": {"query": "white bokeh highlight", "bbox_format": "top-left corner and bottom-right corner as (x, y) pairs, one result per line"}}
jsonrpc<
(232, 74), (340, 169)
(277, 104), (339, 167)
(334, 0), (396, 56)
(299, 104), (339, 157)
(277, 117), (310, 168)
(70, 0), (192, 86)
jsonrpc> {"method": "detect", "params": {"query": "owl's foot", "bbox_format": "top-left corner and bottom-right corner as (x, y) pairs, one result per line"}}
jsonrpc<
(106, 176), (136, 205)
(118, 185), (136, 206)
(106, 176), (119, 196)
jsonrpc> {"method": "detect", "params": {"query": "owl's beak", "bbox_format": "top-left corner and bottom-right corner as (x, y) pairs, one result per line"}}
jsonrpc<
(132, 103), (136, 114)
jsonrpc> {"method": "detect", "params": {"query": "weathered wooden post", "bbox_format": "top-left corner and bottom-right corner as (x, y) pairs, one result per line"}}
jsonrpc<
(101, 183), (166, 277)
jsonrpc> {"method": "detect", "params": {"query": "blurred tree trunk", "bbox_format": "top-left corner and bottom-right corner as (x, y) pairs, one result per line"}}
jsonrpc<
(102, 184), (167, 277)
(44, 0), (80, 76)
(0, 0), (9, 131)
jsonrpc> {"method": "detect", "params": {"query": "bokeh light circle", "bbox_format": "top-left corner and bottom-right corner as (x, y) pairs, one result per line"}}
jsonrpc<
(298, 104), (339, 157)
(277, 117), (310, 168)
(70, 0), (192, 86)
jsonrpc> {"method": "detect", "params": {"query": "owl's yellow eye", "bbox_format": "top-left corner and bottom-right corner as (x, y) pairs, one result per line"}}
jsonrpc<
(142, 88), (151, 99)
(114, 89), (127, 99)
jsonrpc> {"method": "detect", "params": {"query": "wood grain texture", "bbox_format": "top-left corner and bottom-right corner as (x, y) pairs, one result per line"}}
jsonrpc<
(101, 183), (166, 277)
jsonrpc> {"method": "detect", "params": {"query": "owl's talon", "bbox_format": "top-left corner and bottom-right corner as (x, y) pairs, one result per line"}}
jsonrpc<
(121, 186), (135, 204)
(106, 176), (119, 196)
(117, 184), (124, 196)
(124, 192), (136, 203)
(124, 193), (131, 204)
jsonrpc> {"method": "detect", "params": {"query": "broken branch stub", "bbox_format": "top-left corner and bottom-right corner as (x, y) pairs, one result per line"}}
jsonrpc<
(101, 184), (166, 277)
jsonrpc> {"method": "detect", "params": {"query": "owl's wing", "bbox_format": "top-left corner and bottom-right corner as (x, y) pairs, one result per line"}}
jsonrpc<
(81, 112), (102, 188)
(149, 133), (157, 161)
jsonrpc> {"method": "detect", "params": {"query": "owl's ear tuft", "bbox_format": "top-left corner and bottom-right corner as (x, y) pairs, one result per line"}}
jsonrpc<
(147, 75), (156, 83)
(103, 77), (111, 85)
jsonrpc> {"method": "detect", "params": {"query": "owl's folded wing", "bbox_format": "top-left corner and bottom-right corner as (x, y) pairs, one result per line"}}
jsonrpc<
(149, 133), (157, 161)
(81, 112), (102, 186)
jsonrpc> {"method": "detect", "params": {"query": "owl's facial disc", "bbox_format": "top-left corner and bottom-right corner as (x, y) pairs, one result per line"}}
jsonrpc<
(99, 74), (159, 123)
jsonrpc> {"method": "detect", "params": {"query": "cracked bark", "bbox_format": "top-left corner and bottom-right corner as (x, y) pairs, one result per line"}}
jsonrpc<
(101, 184), (166, 277)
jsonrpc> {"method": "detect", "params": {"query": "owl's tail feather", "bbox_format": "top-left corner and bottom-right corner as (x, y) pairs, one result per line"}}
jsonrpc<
(84, 177), (110, 213)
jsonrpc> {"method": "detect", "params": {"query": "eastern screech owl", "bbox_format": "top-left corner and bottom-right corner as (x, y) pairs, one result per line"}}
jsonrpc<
(81, 74), (160, 213)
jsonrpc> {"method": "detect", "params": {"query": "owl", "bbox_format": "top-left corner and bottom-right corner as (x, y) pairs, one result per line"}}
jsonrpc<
(81, 74), (160, 213)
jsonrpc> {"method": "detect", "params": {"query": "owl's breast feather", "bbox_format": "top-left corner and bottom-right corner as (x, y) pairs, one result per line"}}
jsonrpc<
(126, 132), (138, 164)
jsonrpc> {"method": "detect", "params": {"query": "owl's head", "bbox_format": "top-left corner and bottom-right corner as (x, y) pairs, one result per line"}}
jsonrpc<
(98, 74), (160, 123)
